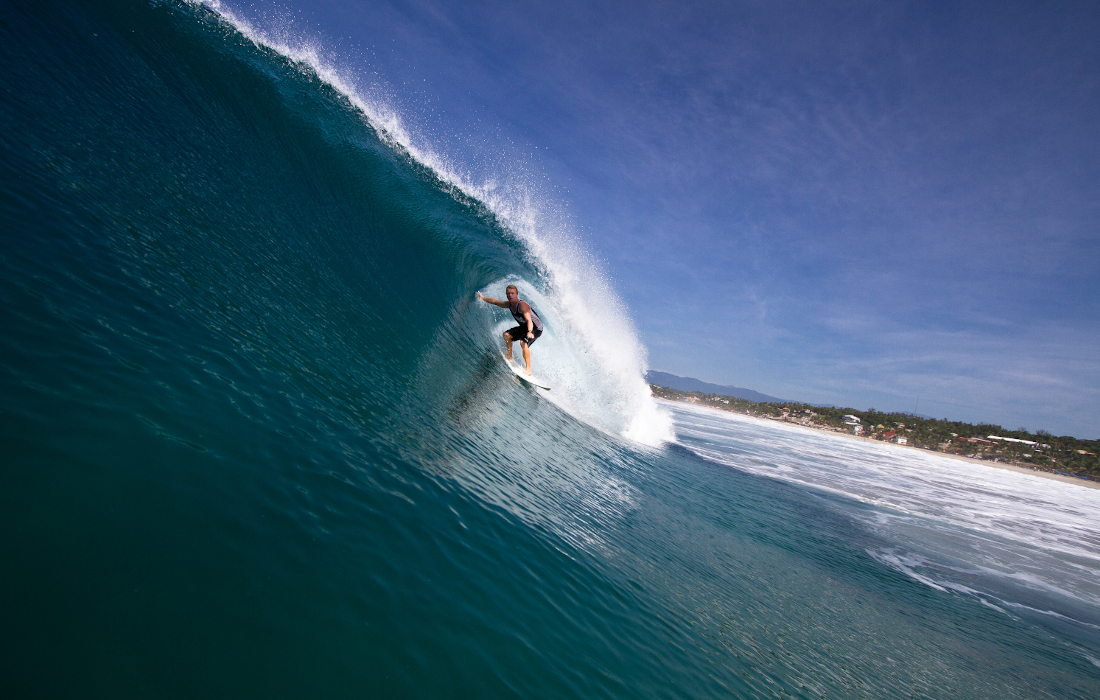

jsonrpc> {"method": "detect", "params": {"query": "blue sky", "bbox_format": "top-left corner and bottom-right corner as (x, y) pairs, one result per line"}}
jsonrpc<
(218, 0), (1100, 437)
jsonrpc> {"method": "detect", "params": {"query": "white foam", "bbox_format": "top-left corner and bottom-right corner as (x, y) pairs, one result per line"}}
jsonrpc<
(668, 401), (1100, 626)
(480, 279), (672, 445)
(193, 1), (672, 445)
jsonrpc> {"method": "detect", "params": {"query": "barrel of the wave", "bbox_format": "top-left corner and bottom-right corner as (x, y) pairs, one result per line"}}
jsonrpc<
(476, 288), (551, 390)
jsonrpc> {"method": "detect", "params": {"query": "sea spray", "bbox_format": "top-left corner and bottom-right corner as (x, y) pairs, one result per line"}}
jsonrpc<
(196, 0), (673, 445)
(479, 278), (674, 444)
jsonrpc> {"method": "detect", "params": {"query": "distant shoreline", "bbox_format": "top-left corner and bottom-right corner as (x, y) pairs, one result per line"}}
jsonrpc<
(661, 398), (1100, 491)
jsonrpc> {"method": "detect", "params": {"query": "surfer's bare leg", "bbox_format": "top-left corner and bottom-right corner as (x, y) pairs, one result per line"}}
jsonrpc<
(503, 331), (514, 360)
(521, 341), (532, 375)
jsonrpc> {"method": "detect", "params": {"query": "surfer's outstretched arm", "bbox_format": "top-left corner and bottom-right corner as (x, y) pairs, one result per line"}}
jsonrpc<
(476, 291), (508, 308)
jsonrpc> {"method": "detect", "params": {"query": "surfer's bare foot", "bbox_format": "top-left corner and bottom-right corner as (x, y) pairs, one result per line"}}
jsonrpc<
(524, 367), (532, 376)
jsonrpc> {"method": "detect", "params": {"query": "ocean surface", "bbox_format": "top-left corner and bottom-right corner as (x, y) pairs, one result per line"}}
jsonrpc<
(2, 2), (1098, 697)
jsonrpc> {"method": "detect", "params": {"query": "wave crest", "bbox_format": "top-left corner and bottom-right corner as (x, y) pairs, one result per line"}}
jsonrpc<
(196, 0), (672, 444)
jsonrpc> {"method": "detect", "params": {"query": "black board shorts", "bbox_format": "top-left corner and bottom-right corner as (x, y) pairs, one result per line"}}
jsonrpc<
(505, 325), (542, 346)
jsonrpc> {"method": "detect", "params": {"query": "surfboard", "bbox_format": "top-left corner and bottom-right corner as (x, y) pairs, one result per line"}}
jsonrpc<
(501, 353), (551, 390)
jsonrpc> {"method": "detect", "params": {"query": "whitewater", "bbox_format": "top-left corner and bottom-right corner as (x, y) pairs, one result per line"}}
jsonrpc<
(670, 404), (1100, 637)
(1, 1), (1098, 697)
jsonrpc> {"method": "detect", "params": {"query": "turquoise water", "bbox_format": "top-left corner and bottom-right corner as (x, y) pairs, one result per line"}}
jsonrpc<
(2, 2), (1098, 697)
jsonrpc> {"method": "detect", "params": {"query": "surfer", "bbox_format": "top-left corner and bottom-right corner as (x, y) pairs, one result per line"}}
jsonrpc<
(477, 286), (543, 376)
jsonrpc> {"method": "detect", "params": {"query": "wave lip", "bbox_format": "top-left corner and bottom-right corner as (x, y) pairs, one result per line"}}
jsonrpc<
(193, 0), (671, 445)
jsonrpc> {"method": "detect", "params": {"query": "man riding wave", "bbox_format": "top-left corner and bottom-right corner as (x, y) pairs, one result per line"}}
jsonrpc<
(477, 285), (543, 376)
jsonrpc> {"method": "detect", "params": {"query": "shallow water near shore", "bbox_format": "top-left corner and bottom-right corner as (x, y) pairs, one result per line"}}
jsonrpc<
(2, 1), (1099, 697)
(669, 402), (1100, 650)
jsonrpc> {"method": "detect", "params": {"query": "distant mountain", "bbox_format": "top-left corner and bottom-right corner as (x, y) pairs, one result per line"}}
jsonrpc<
(646, 371), (788, 404)
(646, 372), (952, 417)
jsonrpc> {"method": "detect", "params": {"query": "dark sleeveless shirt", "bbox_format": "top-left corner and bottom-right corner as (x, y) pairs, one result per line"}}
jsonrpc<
(509, 300), (544, 332)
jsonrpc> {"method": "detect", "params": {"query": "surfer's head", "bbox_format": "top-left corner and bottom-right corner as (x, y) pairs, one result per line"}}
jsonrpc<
(505, 285), (518, 302)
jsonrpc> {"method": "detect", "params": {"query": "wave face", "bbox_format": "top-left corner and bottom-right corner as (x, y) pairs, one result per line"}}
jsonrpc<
(1, 1), (1098, 697)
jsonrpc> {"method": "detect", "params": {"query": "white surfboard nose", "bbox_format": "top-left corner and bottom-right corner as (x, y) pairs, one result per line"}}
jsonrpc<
(501, 353), (551, 390)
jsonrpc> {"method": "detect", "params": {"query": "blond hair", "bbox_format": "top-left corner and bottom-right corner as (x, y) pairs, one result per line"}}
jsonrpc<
(505, 284), (518, 294)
